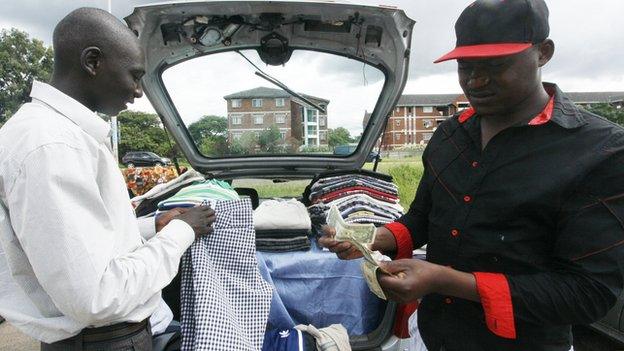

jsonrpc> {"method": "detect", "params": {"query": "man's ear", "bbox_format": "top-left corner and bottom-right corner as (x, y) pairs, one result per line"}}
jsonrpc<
(80, 46), (102, 77)
(537, 39), (555, 67)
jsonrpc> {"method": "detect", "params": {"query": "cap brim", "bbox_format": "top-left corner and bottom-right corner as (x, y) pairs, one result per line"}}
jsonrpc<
(433, 43), (533, 63)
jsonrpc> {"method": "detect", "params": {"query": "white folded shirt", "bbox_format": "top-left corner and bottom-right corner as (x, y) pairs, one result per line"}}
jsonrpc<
(253, 198), (311, 231)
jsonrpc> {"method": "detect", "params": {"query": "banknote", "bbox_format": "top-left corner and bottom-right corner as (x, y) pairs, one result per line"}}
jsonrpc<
(326, 205), (393, 275)
(361, 260), (386, 300)
(326, 205), (376, 244)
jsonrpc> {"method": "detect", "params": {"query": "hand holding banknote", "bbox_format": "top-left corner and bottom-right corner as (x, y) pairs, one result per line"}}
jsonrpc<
(320, 205), (394, 299)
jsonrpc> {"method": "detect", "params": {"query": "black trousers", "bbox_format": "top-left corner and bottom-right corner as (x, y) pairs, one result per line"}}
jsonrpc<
(41, 320), (152, 351)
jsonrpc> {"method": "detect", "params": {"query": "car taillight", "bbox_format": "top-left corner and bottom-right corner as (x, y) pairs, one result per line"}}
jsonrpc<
(392, 302), (418, 338)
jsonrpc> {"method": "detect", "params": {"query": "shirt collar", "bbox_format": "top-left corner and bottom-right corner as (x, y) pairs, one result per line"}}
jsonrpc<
(29, 80), (111, 144)
(457, 83), (586, 129)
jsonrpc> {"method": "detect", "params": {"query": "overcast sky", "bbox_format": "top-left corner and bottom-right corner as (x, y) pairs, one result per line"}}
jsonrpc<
(1, 0), (623, 134)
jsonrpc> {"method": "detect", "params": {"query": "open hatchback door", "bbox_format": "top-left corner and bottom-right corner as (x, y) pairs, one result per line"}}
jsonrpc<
(125, 0), (414, 179)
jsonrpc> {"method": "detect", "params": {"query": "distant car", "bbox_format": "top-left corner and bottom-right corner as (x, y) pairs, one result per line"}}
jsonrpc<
(121, 151), (171, 167)
(334, 144), (381, 163)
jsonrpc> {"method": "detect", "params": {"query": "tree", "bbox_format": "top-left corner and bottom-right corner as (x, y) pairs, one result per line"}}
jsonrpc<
(230, 131), (258, 155)
(258, 124), (282, 152)
(188, 115), (228, 140)
(0, 29), (54, 126)
(116, 110), (174, 158)
(584, 103), (624, 126)
(188, 115), (228, 156)
(327, 127), (352, 147)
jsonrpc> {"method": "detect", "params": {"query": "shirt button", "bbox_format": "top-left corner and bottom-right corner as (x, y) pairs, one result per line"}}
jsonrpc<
(463, 195), (472, 203)
(444, 297), (453, 304)
(471, 161), (479, 168)
(451, 229), (459, 237)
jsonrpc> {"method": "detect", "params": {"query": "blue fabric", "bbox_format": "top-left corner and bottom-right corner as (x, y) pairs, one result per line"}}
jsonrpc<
(262, 328), (304, 351)
(257, 240), (385, 336)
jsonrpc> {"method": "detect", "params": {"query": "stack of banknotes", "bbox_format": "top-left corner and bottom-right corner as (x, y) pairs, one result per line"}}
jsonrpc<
(327, 205), (389, 299)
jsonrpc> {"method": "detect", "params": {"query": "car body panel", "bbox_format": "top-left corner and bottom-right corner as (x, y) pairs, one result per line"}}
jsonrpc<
(125, 0), (414, 178)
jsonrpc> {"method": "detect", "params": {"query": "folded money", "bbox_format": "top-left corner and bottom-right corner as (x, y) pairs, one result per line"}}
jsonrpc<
(361, 260), (386, 300)
(326, 205), (392, 275)
(326, 204), (376, 244)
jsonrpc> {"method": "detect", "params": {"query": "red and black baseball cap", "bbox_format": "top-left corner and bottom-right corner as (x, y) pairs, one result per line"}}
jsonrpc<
(434, 0), (550, 63)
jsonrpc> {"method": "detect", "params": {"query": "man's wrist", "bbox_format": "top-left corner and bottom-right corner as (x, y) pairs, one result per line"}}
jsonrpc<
(371, 227), (398, 253)
(432, 265), (480, 302)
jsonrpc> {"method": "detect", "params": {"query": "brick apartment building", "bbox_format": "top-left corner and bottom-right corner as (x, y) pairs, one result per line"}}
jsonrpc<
(370, 91), (624, 150)
(223, 87), (329, 148)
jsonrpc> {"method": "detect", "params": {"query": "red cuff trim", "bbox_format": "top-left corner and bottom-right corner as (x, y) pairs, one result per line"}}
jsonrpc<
(473, 272), (516, 339)
(384, 222), (413, 259)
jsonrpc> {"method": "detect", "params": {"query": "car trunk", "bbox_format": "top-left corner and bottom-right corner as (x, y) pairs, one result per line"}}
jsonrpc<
(125, 1), (415, 348)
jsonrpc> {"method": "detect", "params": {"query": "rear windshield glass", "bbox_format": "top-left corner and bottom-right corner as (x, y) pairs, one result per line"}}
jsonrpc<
(161, 49), (385, 158)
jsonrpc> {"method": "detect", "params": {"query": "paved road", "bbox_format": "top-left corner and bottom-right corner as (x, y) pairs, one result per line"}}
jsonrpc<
(0, 322), (37, 351)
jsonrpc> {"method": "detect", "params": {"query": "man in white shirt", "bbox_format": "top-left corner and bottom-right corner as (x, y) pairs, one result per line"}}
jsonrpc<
(0, 7), (215, 350)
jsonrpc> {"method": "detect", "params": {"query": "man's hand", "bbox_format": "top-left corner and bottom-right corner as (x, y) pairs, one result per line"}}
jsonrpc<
(318, 225), (364, 260)
(318, 225), (398, 260)
(174, 205), (216, 238)
(155, 207), (189, 232)
(376, 259), (442, 303)
(378, 259), (480, 304)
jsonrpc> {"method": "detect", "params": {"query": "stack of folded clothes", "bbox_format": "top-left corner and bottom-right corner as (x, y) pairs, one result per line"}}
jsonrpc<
(253, 199), (312, 252)
(155, 179), (240, 216)
(305, 171), (404, 230)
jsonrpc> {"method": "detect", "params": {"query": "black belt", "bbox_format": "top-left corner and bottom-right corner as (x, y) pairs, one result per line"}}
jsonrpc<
(45, 319), (150, 346)
(81, 319), (149, 343)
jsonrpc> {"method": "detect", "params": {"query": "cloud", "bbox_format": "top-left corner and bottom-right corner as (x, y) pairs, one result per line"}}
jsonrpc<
(2, 0), (622, 138)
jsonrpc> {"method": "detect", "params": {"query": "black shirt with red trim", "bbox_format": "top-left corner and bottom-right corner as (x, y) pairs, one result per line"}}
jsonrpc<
(386, 83), (624, 350)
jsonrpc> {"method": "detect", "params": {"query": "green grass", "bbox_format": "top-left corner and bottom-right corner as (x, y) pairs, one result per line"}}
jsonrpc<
(231, 157), (424, 209)
(232, 179), (309, 198)
(364, 158), (423, 208)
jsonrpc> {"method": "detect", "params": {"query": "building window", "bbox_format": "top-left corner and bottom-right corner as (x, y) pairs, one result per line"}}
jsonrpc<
(275, 113), (286, 124)
(319, 117), (325, 126)
(308, 126), (318, 135)
(423, 132), (433, 141)
(408, 107), (413, 114)
(280, 131), (286, 140)
(231, 99), (241, 108)
(232, 132), (242, 140)
(320, 131), (326, 141)
(423, 119), (433, 129)
(254, 114), (264, 124)
(231, 115), (242, 125)
(423, 106), (433, 113)
(306, 108), (317, 123)
(275, 98), (285, 107)
(252, 99), (263, 108)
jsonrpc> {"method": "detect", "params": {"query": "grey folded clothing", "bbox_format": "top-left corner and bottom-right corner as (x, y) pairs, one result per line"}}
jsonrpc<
(255, 229), (311, 239)
(256, 236), (311, 252)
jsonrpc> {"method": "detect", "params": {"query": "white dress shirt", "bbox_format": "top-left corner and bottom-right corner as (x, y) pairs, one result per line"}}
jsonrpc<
(0, 81), (195, 343)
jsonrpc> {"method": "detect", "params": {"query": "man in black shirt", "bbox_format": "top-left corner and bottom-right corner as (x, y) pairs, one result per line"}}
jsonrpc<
(320, 0), (624, 350)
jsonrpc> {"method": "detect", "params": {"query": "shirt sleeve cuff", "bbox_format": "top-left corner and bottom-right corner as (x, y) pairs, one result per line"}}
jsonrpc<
(156, 219), (195, 254)
(384, 222), (413, 259)
(137, 217), (157, 240)
(473, 272), (517, 339)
